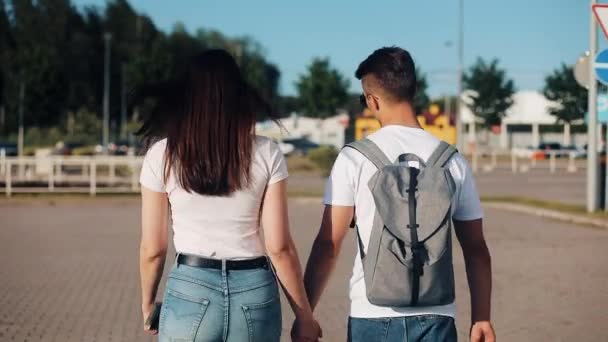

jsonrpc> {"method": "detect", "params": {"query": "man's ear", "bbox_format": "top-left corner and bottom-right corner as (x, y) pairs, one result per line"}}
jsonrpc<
(371, 95), (381, 111)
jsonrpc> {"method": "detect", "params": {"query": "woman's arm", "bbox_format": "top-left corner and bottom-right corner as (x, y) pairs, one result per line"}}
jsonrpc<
(139, 186), (169, 334)
(261, 180), (320, 341)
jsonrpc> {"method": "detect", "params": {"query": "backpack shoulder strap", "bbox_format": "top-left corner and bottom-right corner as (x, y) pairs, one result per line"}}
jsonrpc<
(345, 139), (391, 169)
(427, 141), (458, 167)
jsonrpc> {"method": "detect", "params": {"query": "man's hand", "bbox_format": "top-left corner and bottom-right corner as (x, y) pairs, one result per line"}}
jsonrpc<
(291, 318), (322, 342)
(470, 321), (495, 342)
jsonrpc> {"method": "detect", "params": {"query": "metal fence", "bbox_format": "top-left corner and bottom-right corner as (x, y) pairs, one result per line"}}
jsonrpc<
(467, 150), (581, 174)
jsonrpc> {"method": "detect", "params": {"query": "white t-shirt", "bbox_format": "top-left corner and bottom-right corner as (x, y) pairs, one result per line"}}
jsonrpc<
(323, 125), (483, 318)
(140, 135), (288, 259)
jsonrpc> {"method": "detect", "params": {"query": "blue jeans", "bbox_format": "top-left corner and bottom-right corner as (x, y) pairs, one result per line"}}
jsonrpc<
(159, 261), (281, 342)
(348, 315), (457, 342)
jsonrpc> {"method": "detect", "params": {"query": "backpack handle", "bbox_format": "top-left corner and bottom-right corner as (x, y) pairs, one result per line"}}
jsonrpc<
(345, 139), (391, 169)
(426, 141), (458, 167)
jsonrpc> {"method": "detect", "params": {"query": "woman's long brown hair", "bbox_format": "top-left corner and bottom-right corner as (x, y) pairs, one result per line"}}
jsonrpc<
(135, 49), (279, 196)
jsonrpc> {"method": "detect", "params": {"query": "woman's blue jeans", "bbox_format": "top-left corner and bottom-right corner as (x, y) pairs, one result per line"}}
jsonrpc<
(159, 261), (281, 342)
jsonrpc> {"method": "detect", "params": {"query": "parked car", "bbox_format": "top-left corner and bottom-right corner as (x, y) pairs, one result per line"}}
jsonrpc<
(282, 137), (319, 156)
(53, 142), (86, 156)
(537, 142), (568, 158)
(277, 141), (295, 155)
(513, 142), (570, 160)
(108, 139), (144, 155)
(512, 145), (546, 159)
(563, 145), (587, 159)
(0, 142), (18, 156)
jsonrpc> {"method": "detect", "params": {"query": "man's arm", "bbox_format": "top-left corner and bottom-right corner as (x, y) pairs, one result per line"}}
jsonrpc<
(454, 218), (495, 341)
(303, 205), (353, 310)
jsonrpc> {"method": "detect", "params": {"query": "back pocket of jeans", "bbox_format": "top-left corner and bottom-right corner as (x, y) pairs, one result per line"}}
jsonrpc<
(241, 296), (281, 342)
(160, 289), (209, 342)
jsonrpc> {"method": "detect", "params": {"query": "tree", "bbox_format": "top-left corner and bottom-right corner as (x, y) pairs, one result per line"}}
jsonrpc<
(276, 95), (299, 117)
(0, 0), (15, 134)
(0, 0), (281, 142)
(414, 67), (430, 114)
(463, 58), (515, 127)
(543, 64), (587, 123)
(295, 57), (349, 118)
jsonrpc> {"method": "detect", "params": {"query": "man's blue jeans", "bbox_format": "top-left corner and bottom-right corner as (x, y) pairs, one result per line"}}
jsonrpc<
(348, 315), (457, 342)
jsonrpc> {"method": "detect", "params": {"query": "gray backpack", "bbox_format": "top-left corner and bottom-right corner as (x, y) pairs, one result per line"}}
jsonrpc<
(345, 139), (458, 307)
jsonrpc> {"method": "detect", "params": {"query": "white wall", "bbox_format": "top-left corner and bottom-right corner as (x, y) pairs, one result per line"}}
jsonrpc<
(467, 124), (603, 150)
(256, 113), (348, 149)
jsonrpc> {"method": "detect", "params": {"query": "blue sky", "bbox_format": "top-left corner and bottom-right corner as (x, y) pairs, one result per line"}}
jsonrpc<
(73, 0), (592, 98)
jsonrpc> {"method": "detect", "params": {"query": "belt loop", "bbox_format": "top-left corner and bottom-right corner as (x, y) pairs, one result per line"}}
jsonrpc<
(221, 259), (227, 274)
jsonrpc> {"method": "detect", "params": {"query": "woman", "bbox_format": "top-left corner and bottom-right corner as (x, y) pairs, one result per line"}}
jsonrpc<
(137, 50), (320, 342)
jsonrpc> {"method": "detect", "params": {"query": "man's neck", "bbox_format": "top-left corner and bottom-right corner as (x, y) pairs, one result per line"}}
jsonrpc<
(378, 103), (421, 129)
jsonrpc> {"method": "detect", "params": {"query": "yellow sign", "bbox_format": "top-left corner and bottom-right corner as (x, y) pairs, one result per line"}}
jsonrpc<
(354, 110), (456, 144)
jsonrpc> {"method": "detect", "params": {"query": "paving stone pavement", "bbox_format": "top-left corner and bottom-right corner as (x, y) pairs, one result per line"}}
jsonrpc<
(290, 162), (590, 206)
(0, 197), (607, 341)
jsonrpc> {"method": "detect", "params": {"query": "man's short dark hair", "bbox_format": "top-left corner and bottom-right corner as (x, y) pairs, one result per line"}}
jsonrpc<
(355, 47), (417, 103)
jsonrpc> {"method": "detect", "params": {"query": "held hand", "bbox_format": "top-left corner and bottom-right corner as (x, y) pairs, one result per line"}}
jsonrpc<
(142, 303), (159, 336)
(470, 321), (495, 342)
(291, 318), (322, 342)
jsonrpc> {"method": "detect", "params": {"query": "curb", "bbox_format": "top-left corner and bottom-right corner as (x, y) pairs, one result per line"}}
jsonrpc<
(482, 202), (608, 230)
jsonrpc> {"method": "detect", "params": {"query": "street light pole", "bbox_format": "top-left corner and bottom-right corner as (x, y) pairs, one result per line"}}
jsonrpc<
(588, 0), (599, 213)
(102, 33), (112, 154)
(17, 81), (25, 179)
(17, 81), (25, 159)
(456, 0), (465, 151)
(120, 63), (127, 140)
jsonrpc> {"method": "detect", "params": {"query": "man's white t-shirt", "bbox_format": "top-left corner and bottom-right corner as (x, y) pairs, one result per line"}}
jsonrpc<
(323, 125), (483, 318)
(140, 135), (288, 259)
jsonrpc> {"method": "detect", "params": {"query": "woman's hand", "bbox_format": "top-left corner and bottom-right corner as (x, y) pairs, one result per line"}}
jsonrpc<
(141, 303), (158, 335)
(291, 317), (322, 342)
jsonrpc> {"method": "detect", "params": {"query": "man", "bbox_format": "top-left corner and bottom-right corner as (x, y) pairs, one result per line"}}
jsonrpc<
(302, 47), (495, 342)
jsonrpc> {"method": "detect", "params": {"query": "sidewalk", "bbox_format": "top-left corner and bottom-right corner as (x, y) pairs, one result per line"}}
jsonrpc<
(0, 199), (606, 341)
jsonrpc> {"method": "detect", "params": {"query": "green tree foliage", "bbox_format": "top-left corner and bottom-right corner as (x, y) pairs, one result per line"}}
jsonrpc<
(307, 145), (339, 177)
(275, 95), (299, 117)
(414, 67), (430, 114)
(543, 64), (587, 123)
(0, 0), (280, 142)
(295, 57), (349, 118)
(463, 58), (515, 127)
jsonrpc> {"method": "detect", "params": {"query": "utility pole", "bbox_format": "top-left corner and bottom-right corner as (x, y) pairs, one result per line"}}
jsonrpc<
(18, 81), (25, 158)
(456, 0), (465, 151)
(120, 63), (127, 140)
(588, 0), (600, 212)
(103, 33), (112, 154)
(0, 105), (5, 135)
(17, 81), (25, 179)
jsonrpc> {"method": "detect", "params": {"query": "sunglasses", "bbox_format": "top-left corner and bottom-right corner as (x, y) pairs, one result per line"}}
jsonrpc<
(359, 94), (367, 108)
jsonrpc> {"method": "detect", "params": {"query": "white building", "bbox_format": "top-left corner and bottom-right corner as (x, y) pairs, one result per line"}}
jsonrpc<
(256, 112), (349, 149)
(460, 90), (598, 150)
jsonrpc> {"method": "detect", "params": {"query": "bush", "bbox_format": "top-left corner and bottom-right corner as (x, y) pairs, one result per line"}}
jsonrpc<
(287, 155), (319, 175)
(307, 146), (339, 176)
(72, 146), (97, 156)
(24, 127), (64, 147)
